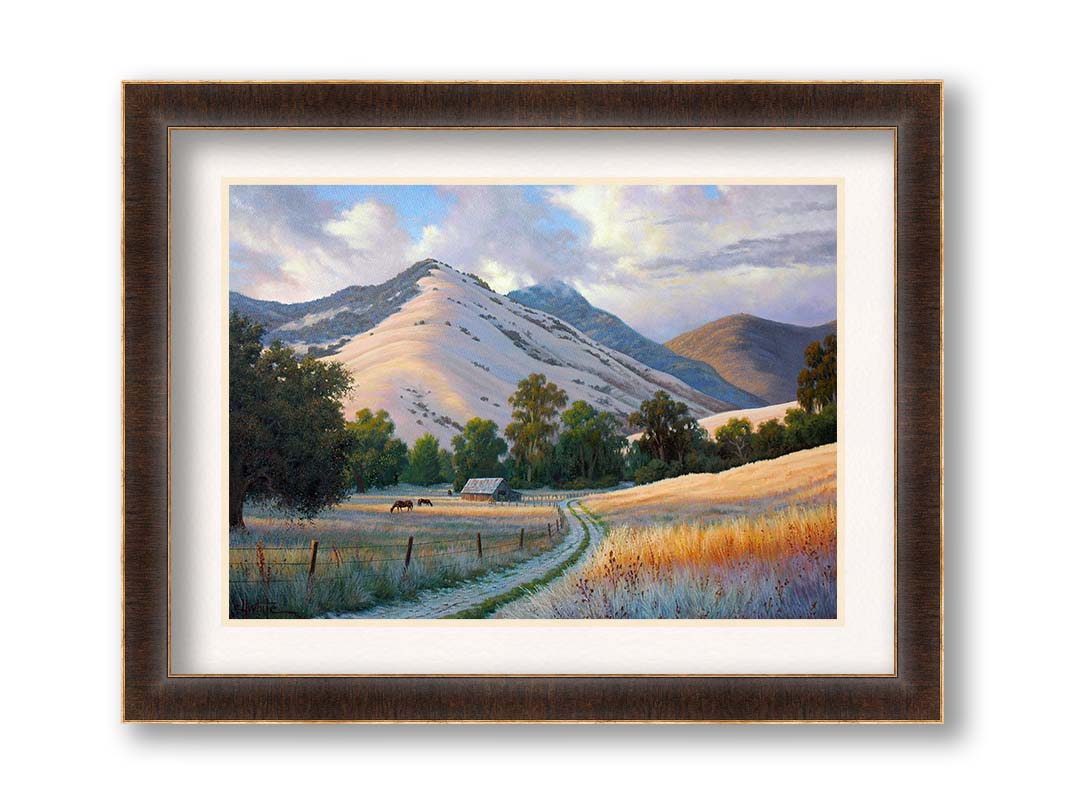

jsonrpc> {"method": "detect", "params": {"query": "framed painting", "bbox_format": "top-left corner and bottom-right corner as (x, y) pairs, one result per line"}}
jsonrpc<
(123, 81), (943, 722)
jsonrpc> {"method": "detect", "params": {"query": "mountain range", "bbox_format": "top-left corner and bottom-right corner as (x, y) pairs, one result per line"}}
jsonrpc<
(507, 282), (765, 409)
(230, 260), (834, 443)
(231, 260), (733, 444)
(664, 313), (837, 404)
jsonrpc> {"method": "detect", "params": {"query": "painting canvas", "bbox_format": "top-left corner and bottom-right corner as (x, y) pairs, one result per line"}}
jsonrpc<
(227, 182), (839, 621)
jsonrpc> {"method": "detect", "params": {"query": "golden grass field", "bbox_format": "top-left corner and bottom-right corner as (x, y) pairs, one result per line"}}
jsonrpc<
(500, 445), (838, 619)
(585, 443), (836, 523)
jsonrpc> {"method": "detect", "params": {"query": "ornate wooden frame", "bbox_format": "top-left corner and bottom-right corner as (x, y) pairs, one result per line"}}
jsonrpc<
(122, 81), (943, 722)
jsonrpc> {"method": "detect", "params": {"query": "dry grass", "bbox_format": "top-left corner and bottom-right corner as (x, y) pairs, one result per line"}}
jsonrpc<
(500, 446), (838, 619)
(498, 504), (836, 619)
(585, 443), (837, 525)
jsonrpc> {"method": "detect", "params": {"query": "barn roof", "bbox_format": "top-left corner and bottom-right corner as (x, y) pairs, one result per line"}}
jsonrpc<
(459, 477), (507, 494)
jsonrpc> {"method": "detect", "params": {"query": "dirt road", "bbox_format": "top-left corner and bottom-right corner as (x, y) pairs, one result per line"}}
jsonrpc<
(324, 501), (603, 619)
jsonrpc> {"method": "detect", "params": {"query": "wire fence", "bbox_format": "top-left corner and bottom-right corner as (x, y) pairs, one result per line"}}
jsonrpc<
(229, 516), (568, 583)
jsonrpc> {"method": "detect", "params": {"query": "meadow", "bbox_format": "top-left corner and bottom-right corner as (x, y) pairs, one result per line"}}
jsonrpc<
(230, 447), (837, 619)
(229, 489), (564, 618)
(498, 445), (837, 619)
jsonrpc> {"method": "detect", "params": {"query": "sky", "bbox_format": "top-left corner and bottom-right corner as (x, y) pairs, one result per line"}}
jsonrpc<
(229, 183), (838, 342)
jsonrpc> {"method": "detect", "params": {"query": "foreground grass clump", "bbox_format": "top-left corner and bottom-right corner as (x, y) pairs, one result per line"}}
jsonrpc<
(230, 535), (561, 618)
(497, 504), (836, 619)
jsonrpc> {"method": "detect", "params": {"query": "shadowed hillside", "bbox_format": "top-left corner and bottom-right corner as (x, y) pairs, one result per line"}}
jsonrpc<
(508, 281), (764, 408)
(665, 314), (836, 404)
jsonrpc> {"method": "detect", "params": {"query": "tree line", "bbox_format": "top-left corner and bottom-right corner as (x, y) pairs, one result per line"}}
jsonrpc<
(627, 335), (836, 483)
(229, 312), (836, 526)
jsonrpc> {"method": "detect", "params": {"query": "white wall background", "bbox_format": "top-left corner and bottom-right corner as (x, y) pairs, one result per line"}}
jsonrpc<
(2, 1), (1064, 796)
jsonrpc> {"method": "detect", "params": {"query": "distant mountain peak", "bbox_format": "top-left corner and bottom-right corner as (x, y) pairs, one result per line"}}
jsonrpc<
(665, 314), (838, 404)
(410, 257), (450, 272)
(510, 281), (592, 311)
(517, 279), (577, 293)
(538, 279), (582, 296)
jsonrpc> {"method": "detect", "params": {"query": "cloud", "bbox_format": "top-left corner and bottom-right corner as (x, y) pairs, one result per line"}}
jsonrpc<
(646, 230), (838, 272)
(550, 183), (836, 276)
(408, 186), (590, 294)
(546, 184), (837, 337)
(229, 186), (413, 302)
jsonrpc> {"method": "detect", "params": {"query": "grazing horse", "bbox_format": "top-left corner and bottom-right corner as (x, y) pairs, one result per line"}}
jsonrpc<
(417, 498), (433, 507)
(390, 500), (414, 513)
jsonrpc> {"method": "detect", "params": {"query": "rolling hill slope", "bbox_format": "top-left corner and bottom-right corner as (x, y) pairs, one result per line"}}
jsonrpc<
(231, 260), (734, 444)
(664, 314), (836, 404)
(507, 282), (765, 409)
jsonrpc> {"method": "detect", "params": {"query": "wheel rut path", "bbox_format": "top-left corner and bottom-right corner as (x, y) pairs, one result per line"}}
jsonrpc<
(323, 501), (603, 620)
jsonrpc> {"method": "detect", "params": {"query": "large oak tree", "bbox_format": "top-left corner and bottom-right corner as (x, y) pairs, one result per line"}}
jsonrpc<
(229, 313), (356, 528)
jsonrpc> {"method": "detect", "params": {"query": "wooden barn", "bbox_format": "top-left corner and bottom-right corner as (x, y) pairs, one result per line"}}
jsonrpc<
(459, 477), (518, 502)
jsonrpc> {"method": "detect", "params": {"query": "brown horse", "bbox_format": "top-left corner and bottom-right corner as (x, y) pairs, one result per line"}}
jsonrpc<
(390, 500), (414, 513)
(416, 498), (433, 507)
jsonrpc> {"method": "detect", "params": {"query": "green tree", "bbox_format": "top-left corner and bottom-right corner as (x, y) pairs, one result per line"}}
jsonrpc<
(715, 417), (754, 464)
(753, 418), (790, 460)
(633, 458), (673, 486)
(623, 440), (651, 481)
(437, 447), (455, 484)
(784, 404), (838, 450)
(797, 333), (837, 413)
(404, 433), (443, 486)
(628, 390), (699, 465)
(556, 400), (625, 482)
(505, 373), (569, 483)
(229, 313), (355, 528)
(345, 409), (408, 493)
(682, 427), (724, 475)
(451, 417), (508, 492)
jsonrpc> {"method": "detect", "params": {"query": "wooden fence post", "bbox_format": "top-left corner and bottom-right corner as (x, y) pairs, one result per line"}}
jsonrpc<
(519, 528), (524, 549)
(477, 532), (483, 559)
(306, 540), (319, 594)
(404, 536), (414, 570)
(547, 522), (552, 539)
